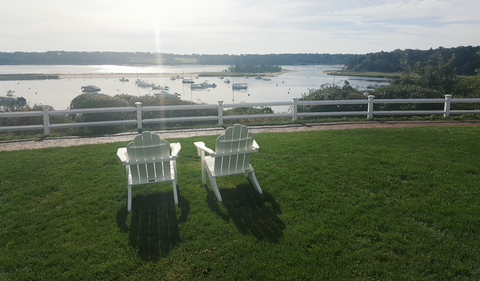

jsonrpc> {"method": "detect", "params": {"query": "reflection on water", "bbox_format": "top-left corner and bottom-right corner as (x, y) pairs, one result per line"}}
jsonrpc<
(1, 65), (388, 111)
(0, 64), (227, 74)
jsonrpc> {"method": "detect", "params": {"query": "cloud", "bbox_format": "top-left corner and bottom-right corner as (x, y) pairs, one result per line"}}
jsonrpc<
(1, 0), (479, 54)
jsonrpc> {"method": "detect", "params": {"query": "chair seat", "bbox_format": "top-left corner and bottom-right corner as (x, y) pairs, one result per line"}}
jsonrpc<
(204, 156), (254, 178)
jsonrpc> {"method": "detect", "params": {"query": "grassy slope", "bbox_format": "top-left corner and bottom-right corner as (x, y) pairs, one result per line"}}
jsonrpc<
(0, 126), (479, 280)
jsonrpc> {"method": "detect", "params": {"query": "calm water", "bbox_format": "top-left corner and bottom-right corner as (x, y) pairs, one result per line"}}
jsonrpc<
(0, 65), (388, 112)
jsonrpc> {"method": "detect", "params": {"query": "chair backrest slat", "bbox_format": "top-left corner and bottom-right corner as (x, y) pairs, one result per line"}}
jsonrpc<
(141, 132), (155, 181)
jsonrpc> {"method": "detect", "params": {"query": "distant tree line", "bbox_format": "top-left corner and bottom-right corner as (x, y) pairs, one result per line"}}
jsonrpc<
(345, 46), (480, 75)
(193, 53), (352, 65)
(3, 47), (480, 75)
(0, 51), (159, 65)
(0, 51), (352, 66)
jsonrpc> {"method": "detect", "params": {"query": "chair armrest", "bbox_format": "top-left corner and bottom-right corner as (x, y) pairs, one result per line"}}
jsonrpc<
(170, 142), (181, 157)
(194, 141), (214, 157)
(117, 147), (128, 162)
(252, 140), (260, 150)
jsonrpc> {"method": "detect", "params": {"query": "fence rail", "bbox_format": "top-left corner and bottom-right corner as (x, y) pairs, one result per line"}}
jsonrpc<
(1, 95), (479, 135)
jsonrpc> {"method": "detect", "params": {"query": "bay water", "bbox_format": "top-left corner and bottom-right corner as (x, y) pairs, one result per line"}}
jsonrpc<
(0, 65), (388, 112)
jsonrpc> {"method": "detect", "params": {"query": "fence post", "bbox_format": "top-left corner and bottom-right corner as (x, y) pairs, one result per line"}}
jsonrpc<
(292, 98), (298, 122)
(135, 102), (142, 133)
(444, 95), (452, 118)
(42, 105), (50, 135)
(218, 100), (224, 126)
(367, 95), (375, 119)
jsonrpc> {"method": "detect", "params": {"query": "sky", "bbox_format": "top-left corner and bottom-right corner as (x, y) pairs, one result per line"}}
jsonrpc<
(1, 0), (480, 55)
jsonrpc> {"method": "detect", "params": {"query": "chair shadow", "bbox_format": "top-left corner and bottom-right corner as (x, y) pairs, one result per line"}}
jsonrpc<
(116, 189), (190, 262)
(205, 183), (285, 243)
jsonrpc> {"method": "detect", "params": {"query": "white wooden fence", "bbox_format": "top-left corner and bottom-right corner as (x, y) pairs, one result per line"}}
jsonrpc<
(1, 95), (480, 136)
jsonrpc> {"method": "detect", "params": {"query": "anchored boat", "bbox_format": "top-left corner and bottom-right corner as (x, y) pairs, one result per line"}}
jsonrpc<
(81, 85), (101, 92)
(232, 83), (248, 90)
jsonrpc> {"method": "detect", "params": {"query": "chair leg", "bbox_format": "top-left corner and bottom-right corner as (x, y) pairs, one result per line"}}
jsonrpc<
(248, 171), (263, 194)
(173, 161), (179, 185)
(201, 160), (207, 184)
(208, 174), (223, 201)
(172, 180), (178, 205)
(127, 185), (132, 212)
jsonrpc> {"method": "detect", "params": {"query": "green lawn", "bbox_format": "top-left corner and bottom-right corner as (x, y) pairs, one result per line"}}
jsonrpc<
(1, 126), (479, 280)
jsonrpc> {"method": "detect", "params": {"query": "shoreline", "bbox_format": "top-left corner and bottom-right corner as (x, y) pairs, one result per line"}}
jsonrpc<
(58, 69), (295, 79)
(0, 68), (296, 80)
(58, 72), (188, 79)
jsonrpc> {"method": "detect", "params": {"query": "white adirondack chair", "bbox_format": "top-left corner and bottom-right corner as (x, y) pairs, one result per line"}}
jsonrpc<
(117, 132), (181, 211)
(194, 124), (263, 201)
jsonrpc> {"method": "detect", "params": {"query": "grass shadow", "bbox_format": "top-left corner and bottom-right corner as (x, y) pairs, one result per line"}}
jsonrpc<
(116, 189), (190, 262)
(205, 182), (285, 243)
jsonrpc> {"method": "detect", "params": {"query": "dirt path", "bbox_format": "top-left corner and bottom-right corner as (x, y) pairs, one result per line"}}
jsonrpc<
(1, 120), (479, 152)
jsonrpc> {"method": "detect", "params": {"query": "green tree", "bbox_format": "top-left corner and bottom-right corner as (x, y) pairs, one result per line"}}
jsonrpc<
(452, 53), (480, 110)
(371, 55), (457, 112)
(298, 81), (366, 114)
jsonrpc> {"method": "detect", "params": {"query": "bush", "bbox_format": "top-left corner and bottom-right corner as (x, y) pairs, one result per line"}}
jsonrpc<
(70, 93), (129, 110)
(298, 81), (367, 114)
(373, 84), (444, 111)
(115, 94), (218, 128)
(69, 93), (131, 134)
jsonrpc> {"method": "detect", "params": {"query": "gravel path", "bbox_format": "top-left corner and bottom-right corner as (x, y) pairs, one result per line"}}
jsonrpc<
(1, 120), (479, 152)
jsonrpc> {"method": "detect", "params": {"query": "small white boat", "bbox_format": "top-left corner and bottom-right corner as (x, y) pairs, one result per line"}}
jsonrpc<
(232, 83), (248, 90)
(190, 83), (204, 89)
(182, 79), (195, 84)
(200, 81), (217, 88)
(0, 95), (15, 102)
(262, 78), (271, 81)
(135, 79), (153, 88)
(255, 76), (262, 79)
(154, 91), (180, 99)
(0, 90), (17, 105)
(81, 85), (101, 92)
(191, 81), (217, 89)
(151, 84), (169, 90)
(119, 77), (129, 82)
